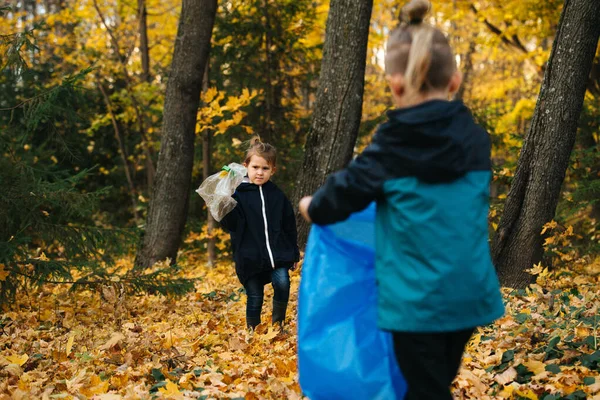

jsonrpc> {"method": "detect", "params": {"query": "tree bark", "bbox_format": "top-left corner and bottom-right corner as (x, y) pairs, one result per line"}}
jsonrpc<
(292, 0), (373, 247)
(491, 0), (600, 288)
(454, 39), (476, 101)
(138, 0), (151, 83)
(135, 0), (218, 269)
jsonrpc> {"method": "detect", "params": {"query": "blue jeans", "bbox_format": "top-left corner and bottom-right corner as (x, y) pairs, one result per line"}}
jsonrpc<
(244, 267), (290, 328)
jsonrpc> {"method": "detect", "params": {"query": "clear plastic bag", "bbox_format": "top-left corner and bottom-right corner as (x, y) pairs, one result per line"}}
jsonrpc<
(195, 163), (247, 222)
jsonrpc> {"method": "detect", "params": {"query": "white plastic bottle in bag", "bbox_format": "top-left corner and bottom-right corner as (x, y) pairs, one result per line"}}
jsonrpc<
(196, 163), (247, 221)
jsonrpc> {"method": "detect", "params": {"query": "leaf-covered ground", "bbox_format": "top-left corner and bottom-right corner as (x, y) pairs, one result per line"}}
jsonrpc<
(2, 256), (600, 399)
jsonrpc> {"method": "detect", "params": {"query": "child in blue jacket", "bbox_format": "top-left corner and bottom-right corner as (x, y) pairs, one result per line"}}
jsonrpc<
(221, 138), (299, 329)
(299, 0), (504, 398)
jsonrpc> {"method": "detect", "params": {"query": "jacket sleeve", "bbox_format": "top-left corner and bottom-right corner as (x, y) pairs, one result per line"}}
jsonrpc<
(282, 196), (300, 261)
(307, 143), (389, 225)
(219, 193), (243, 232)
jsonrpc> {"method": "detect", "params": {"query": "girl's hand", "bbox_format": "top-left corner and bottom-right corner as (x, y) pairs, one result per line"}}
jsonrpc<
(299, 196), (313, 222)
(291, 262), (298, 271)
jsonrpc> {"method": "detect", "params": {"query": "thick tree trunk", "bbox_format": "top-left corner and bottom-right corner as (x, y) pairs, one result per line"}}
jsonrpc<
(491, 0), (600, 288)
(135, 0), (218, 269)
(292, 0), (373, 247)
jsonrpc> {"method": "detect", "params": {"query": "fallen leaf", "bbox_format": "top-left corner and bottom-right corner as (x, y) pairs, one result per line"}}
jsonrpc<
(495, 367), (517, 385)
(5, 354), (28, 366)
(66, 333), (75, 356)
(158, 380), (183, 399)
(99, 332), (125, 351)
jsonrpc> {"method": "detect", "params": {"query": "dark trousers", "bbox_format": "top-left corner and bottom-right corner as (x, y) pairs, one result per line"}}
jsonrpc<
(392, 328), (474, 400)
(244, 267), (290, 328)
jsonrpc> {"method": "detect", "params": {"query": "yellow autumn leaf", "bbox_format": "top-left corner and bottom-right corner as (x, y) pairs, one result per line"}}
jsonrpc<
(66, 333), (75, 356)
(0, 264), (8, 281)
(526, 263), (546, 276)
(243, 125), (254, 135)
(6, 354), (28, 366)
(524, 359), (546, 375)
(575, 325), (591, 337)
(515, 388), (538, 400)
(80, 374), (109, 397)
(259, 326), (279, 342)
(216, 120), (233, 134)
(202, 87), (218, 103)
(158, 380), (182, 398)
(497, 383), (515, 398)
(224, 96), (241, 111)
(240, 88), (251, 102)
(232, 111), (245, 125)
(541, 220), (558, 234)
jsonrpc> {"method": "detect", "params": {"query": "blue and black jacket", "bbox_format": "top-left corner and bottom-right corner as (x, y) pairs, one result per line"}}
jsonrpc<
(308, 100), (505, 332)
(221, 180), (300, 285)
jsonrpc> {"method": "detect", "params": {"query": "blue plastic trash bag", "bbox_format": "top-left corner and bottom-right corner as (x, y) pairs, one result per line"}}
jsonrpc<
(298, 203), (407, 400)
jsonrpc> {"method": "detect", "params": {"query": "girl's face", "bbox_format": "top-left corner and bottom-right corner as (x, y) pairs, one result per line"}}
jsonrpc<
(244, 155), (275, 186)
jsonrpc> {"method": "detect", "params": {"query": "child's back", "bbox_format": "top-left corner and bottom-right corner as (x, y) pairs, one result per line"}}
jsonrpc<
(298, 1), (504, 398)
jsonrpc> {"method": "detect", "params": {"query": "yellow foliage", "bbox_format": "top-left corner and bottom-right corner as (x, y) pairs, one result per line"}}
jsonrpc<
(5, 354), (28, 366)
(0, 264), (8, 281)
(158, 380), (183, 398)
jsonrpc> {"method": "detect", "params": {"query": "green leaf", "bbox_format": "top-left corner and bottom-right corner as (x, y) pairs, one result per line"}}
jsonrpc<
(545, 364), (561, 374)
(149, 381), (167, 393)
(565, 390), (587, 400)
(501, 349), (515, 363)
(584, 376), (595, 385)
(515, 363), (534, 383)
(515, 313), (529, 324)
(151, 368), (165, 382)
(541, 395), (560, 400)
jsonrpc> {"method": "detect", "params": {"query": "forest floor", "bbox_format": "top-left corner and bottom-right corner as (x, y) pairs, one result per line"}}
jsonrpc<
(2, 251), (600, 399)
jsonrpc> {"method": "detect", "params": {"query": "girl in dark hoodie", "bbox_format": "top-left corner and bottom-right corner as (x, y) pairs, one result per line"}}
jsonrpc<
(221, 138), (299, 330)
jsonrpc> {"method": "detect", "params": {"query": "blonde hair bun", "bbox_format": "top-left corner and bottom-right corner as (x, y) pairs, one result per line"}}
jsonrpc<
(248, 136), (262, 147)
(402, 0), (430, 24)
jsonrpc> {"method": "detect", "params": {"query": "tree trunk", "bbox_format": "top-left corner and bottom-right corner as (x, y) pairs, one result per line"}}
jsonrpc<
(292, 0), (373, 247)
(454, 39), (476, 101)
(491, 0), (600, 288)
(135, 0), (218, 269)
(138, 0), (151, 83)
(201, 63), (216, 266)
(97, 78), (140, 223)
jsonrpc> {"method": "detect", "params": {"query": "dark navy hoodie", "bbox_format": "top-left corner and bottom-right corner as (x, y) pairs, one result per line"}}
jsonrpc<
(221, 180), (300, 285)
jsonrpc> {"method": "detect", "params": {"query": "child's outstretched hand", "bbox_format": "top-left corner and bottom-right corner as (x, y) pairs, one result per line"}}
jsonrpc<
(299, 196), (313, 222)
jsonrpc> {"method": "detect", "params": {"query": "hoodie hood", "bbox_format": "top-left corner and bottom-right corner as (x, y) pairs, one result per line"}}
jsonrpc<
(372, 100), (491, 183)
(236, 180), (277, 193)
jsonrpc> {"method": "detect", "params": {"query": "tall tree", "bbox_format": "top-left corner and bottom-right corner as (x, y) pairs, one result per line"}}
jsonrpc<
(138, 0), (151, 83)
(491, 0), (600, 288)
(135, 0), (218, 269)
(293, 0), (373, 246)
